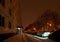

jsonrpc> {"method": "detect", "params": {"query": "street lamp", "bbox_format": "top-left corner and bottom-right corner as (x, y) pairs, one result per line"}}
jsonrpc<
(16, 26), (23, 34)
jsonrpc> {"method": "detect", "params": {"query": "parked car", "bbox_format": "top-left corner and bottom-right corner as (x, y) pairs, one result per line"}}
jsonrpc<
(48, 29), (60, 42)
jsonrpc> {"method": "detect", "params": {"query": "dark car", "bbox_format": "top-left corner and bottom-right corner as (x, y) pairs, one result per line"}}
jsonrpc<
(48, 30), (60, 42)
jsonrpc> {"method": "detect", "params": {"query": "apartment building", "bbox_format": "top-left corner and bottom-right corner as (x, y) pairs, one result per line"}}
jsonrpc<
(0, 0), (22, 34)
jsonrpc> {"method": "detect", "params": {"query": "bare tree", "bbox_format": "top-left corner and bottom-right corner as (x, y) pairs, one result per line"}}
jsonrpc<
(37, 10), (60, 30)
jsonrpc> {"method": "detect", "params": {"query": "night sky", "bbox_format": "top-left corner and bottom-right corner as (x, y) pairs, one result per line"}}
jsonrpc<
(21, 0), (60, 28)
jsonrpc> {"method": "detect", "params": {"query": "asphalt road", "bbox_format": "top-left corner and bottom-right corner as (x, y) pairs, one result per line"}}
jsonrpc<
(3, 33), (55, 42)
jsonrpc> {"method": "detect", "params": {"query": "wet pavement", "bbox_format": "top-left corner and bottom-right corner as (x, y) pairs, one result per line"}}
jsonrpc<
(0, 33), (16, 42)
(3, 33), (55, 42)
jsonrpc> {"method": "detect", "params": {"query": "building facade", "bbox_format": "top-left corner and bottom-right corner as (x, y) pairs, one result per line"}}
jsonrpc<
(0, 0), (22, 34)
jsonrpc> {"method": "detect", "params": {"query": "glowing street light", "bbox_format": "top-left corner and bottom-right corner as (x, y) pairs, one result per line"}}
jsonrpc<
(16, 26), (23, 34)
(47, 23), (52, 26)
(33, 27), (36, 31)
(49, 24), (52, 26)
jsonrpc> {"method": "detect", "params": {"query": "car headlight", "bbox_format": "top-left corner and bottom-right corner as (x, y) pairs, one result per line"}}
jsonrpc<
(42, 32), (51, 37)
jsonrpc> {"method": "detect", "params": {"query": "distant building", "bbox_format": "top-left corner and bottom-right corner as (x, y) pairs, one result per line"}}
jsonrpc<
(0, 0), (22, 34)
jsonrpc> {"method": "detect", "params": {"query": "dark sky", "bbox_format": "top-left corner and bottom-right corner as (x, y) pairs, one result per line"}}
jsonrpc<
(21, 0), (60, 28)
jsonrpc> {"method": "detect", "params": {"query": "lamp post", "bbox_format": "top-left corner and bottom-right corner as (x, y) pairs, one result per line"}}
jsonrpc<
(16, 26), (23, 34)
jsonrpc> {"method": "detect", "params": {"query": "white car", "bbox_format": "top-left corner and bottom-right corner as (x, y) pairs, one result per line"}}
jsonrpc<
(42, 32), (51, 37)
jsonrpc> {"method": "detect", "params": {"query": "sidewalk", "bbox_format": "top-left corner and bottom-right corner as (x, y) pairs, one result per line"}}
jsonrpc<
(0, 33), (16, 42)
